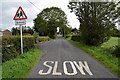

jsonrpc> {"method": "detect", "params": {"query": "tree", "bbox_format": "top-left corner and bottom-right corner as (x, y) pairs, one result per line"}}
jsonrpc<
(34, 7), (68, 38)
(65, 26), (72, 34)
(34, 16), (48, 36)
(112, 27), (120, 37)
(12, 26), (34, 35)
(68, 1), (120, 46)
(27, 26), (34, 35)
(59, 25), (68, 36)
(12, 27), (19, 35)
(71, 28), (79, 34)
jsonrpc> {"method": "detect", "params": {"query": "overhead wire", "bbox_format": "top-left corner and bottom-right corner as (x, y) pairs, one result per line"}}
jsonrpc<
(27, 0), (41, 11)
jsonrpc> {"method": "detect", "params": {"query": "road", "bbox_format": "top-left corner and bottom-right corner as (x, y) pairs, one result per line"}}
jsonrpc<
(28, 36), (118, 79)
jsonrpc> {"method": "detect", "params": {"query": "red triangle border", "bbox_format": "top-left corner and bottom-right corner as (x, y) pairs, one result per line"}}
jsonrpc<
(13, 6), (27, 20)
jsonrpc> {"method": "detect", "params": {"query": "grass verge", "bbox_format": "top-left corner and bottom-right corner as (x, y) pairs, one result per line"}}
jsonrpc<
(2, 49), (42, 78)
(101, 37), (119, 48)
(66, 38), (119, 76)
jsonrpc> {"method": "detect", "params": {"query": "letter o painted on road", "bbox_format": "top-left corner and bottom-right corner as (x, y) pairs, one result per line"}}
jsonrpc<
(63, 61), (77, 75)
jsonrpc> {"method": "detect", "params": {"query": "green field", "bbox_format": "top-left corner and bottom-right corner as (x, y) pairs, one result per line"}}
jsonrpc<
(2, 49), (42, 78)
(101, 37), (119, 48)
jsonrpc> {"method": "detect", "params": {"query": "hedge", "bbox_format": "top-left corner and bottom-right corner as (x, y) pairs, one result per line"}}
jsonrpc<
(49, 35), (56, 39)
(112, 46), (120, 58)
(71, 35), (81, 42)
(39, 37), (49, 42)
(2, 49), (42, 78)
(65, 36), (70, 38)
(2, 36), (35, 62)
(113, 33), (120, 37)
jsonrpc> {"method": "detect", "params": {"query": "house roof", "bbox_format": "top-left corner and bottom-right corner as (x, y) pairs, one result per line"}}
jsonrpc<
(2, 29), (11, 32)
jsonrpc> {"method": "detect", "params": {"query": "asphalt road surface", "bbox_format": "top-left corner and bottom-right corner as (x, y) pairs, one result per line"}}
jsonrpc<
(28, 36), (118, 79)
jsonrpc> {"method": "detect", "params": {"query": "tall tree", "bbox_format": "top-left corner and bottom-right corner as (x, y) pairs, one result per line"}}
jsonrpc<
(34, 7), (68, 38)
(27, 26), (34, 35)
(12, 27), (19, 35)
(68, 1), (120, 46)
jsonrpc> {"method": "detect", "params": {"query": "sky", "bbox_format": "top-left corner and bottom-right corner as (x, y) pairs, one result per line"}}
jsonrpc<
(0, 0), (80, 31)
(0, 0), (119, 31)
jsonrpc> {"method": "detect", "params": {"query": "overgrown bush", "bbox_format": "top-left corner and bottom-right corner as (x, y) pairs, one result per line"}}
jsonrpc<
(113, 32), (120, 37)
(112, 46), (120, 58)
(2, 36), (35, 62)
(38, 37), (49, 42)
(66, 36), (70, 38)
(71, 35), (80, 42)
(33, 33), (49, 43)
(49, 35), (56, 39)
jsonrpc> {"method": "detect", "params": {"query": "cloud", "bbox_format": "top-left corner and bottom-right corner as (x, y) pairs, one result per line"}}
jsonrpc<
(1, 0), (80, 31)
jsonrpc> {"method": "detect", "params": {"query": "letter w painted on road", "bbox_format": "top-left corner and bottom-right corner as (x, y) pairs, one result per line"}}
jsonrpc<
(73, 61), (93, 75)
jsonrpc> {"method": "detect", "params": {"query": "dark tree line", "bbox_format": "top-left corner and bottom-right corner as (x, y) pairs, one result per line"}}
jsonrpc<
(12, 26), (34, 35)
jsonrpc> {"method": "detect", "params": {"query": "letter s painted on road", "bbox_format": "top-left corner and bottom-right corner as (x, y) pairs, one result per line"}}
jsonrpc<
(38, 61), (54, 75)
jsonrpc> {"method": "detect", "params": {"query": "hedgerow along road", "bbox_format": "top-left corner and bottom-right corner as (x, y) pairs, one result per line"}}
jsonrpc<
(28, 36), (118, 79)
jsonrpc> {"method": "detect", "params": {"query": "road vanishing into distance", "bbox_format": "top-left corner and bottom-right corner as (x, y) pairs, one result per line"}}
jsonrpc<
(28, 36), (118, 80)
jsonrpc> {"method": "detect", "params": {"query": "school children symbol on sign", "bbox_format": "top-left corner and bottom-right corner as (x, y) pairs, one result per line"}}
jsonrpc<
(13, 6), (27, 20)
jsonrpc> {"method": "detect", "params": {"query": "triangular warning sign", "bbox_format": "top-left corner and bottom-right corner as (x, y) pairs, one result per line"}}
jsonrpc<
(13, 6), (27, 20)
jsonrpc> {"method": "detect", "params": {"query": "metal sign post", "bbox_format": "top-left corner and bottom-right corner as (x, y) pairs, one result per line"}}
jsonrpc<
(20, 24), (23, 54)
(13, 6), (27, 54)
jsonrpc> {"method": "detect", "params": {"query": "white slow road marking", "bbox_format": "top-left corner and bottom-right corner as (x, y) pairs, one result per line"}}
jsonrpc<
(38, 61), (93, 76)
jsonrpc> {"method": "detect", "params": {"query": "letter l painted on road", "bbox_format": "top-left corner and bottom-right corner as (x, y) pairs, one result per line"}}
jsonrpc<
(52, 61), (62, 75)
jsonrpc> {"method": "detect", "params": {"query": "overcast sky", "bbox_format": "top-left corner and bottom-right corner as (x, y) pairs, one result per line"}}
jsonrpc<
(0, 0), (119, 31)
(0, 0), (80, 31)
